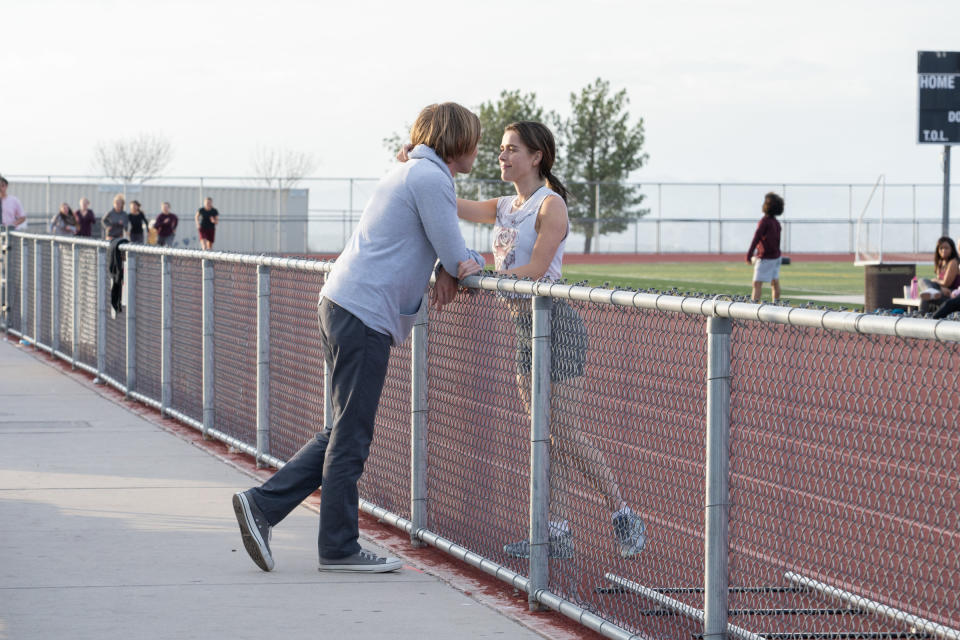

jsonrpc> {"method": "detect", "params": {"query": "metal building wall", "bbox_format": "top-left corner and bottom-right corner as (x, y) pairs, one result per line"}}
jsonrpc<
(8, 180), (308, 254)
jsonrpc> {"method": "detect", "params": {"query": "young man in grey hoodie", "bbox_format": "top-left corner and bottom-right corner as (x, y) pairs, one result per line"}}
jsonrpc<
(233, 103), (484, 573)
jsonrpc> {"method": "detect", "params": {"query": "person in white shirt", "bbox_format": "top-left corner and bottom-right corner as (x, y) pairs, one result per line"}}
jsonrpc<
(0, 175), (27, 229)
(444, 122), (648, 559)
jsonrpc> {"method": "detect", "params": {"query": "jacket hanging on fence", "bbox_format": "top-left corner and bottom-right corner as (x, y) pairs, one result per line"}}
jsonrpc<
(108, 238), (129, 315)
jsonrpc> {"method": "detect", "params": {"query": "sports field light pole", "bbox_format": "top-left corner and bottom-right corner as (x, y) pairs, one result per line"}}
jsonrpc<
(703, 315), (732, 640)
(943, 146), (951, 237)
(527, 294), (552, 612)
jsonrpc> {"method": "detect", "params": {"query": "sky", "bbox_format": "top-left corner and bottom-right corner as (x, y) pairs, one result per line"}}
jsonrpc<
(3, 0), (959, 184)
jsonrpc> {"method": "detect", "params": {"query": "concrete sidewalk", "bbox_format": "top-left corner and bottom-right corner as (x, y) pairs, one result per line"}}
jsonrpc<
(0, 338), (569, 640)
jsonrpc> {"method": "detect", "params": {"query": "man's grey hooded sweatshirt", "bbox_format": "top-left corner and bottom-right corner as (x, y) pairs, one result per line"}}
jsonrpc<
(319, 144), (485, 345)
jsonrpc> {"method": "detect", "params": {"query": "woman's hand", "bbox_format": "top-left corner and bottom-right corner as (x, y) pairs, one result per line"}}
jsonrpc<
(457, 259), (482, 279)
(396, 143), (414, 162)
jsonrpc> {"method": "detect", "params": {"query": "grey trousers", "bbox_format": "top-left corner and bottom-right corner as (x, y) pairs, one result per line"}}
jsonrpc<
(249, 297), (392, 559)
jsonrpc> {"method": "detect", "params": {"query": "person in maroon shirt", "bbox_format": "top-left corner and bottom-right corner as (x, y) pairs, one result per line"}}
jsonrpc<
(746, 192), (784, 303)
(154, 201), (179, 246)
(75, 198), (96, 237)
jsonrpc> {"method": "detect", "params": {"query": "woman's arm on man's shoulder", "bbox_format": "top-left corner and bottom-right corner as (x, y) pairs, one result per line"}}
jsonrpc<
(456, 198), (497, 225)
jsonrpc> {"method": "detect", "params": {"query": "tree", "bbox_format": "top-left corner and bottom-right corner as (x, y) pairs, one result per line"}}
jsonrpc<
(382, 128), (408, 164)
(251, 146), (317, 188)
(94, 133), (172, 184)
(473, 90), (556, 182)
(561, 78), (648, 253)
(382, 92), (558, 199)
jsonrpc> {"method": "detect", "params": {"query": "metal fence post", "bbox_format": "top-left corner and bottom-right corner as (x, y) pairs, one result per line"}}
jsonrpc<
(33, 238), (40, 349)
(528, 294), (552, 612)
(20, 237), (27, 340)
(51, 240), (60, 354)
(125, 252), (137, 396)
(94, 246), (107, 381)
(202, 258), (215, 438)
(704, 316), (732, 640)
(256, 264), (270, 466)
(71, 244), (78, 369)
(410, 294), (429, 548)
(1, 230), (8, 331)
(161, 254), (172, 413)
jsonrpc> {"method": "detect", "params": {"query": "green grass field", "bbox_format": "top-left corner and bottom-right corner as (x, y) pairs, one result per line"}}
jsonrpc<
(561, 261), (865, 309)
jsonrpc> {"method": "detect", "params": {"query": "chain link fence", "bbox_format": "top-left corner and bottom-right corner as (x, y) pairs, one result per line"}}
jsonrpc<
(2, 230), (957, 640)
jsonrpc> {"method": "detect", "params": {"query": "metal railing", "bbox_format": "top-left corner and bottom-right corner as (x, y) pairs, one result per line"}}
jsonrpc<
(2, 229), (958, 640)
(6, 174), (956, 255)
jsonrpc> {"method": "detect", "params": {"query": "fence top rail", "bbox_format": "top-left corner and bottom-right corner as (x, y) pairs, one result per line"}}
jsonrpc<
(8, 230), (960, 343)
(7, 230), (335, 272)
(459, 274), (960, 342)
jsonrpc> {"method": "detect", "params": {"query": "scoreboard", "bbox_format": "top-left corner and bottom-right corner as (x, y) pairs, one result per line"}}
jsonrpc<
(918, 51), (960, 144)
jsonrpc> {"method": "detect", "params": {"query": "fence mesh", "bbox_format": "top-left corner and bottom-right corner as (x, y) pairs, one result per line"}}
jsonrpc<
(20, 239), (34, 341)
(6, 238), (21, 333)
(103, 257), (126, 384)
(358, 334), (413, 520)
(424, 290), (531, 567)
(134, 254), (162, 402)
(727, 322), (960, 638)
(56, 244), (73, 358)
(212, 262), (257, 444)
(38, 241), (52, 348)
(170, 257), (203, 422)
(5, 232), (960, 640)
(548, 302), (707, 638)
(75, 247), (98, 370)
(267, 269), (326, 461)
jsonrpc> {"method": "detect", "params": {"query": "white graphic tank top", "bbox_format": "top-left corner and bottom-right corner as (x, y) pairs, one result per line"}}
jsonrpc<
(492, 186), (567, 280)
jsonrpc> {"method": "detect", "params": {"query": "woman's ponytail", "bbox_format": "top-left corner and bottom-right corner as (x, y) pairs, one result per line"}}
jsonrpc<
(544, 169), (568, 203)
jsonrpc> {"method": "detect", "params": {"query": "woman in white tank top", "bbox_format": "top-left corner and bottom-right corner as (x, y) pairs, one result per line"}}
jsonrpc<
(455, 122), (648, 560)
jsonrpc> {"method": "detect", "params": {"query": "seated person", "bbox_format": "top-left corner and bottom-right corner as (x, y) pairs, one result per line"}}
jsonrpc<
(919, 236), (960, 313)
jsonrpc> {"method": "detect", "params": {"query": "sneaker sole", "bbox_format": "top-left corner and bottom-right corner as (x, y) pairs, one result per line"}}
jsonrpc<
(317, 559), (403, 573)
(233, 492), (274, 572)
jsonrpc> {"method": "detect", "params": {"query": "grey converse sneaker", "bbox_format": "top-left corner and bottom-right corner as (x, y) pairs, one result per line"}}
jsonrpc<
(318, 549), (403, 573)
(232, 491), (274, 571)
(613, 512), (647, 557)
(503, 525), (574, 560)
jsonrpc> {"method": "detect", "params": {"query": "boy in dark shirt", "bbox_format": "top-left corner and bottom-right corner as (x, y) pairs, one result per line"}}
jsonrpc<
(746, 192), (784, 302)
